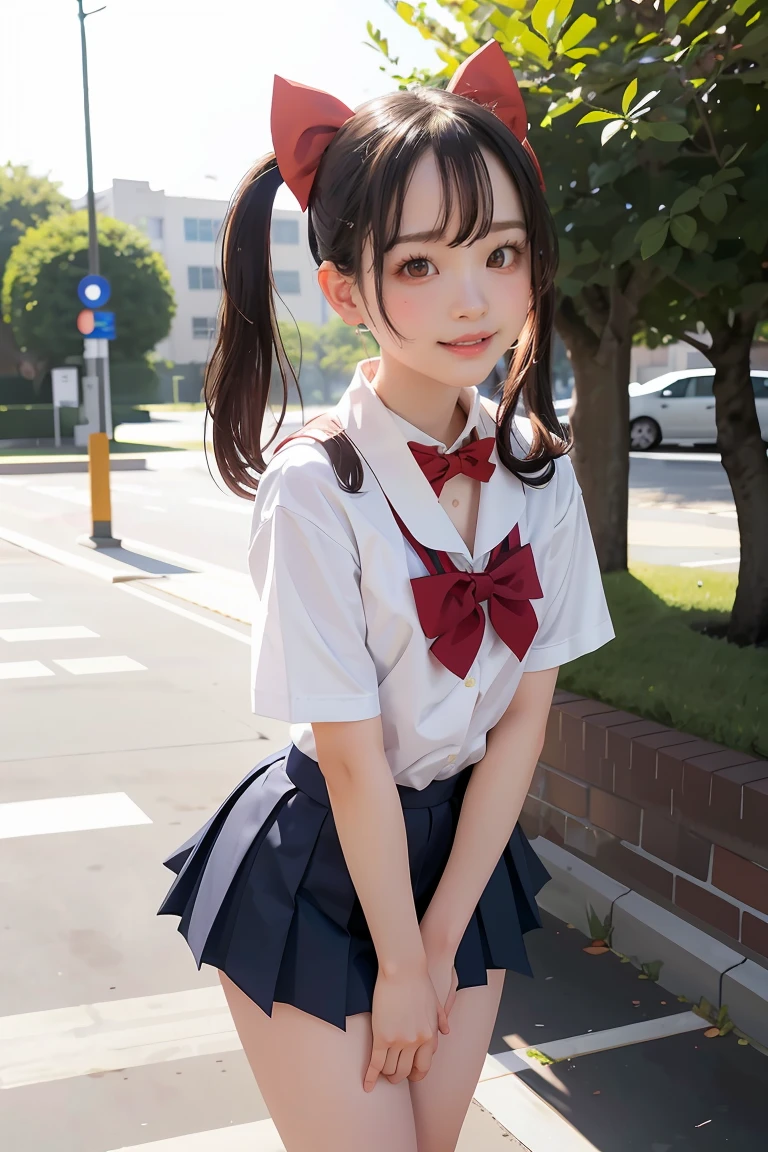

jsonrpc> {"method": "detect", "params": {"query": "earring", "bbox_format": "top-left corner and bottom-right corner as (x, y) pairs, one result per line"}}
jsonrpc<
(356, 323), (369, 334)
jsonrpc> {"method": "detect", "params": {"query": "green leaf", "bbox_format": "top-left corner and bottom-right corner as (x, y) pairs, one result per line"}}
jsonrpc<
(643, 122), (690, 142)
(738, 1037), (749, 1046)
(636, 216), (671, 244)
(577, 110), (621, 124)
(641, 220), (670, 259)
(681, 0), (708, 25)
(518, 25), (552, 63)
(622, 79), (638, 117)
(742, 22), (768, 47)
(671, 188), (703, 216)
(560, 13), (596, 52)
(532, 0), (559, 41)
(396, 1), (416, 22)
(670, 214), (697, 247)
(689, 230), (709, 253)
(734, 0), (759, 12)
(700, 190), (727, 224)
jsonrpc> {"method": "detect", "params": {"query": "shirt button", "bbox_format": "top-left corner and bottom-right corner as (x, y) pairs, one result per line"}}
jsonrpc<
(464, 676), (476, 688)
(447, 753), (456, 763)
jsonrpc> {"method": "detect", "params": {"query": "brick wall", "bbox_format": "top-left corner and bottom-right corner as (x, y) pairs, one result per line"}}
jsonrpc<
(522, 690), (768, 966)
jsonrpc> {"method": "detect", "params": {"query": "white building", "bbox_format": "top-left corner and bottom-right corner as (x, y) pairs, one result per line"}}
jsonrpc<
(73, 179), (327, 365)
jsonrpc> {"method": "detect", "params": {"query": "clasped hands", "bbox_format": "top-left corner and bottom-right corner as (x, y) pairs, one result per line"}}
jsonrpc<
(363, 941), (459, 1092)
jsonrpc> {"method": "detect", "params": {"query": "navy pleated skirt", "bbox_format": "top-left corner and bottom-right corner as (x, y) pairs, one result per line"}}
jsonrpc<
(158, 743), (550, 1031)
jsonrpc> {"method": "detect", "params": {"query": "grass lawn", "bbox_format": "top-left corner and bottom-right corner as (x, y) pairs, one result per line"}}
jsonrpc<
(559, 563), (768, 758)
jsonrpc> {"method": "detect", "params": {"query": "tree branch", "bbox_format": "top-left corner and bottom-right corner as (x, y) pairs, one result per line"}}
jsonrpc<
(678, 331), (712, 356)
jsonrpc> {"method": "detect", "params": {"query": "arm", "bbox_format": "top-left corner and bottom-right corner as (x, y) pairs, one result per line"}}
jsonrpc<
(312, 717), (448, 1089)
(419, 668), (559, 995)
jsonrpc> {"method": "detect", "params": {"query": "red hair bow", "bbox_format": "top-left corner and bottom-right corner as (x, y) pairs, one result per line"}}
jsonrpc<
(271, 40), (544, 211)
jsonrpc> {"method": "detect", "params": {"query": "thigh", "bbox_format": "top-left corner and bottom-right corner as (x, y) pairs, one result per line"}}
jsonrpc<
(409, 970), (505, 1152)
(219, 971), (418, 1152)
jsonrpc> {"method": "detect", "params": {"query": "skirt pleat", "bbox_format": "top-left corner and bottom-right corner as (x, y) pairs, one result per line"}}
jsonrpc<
(158, 743), (550, 1031)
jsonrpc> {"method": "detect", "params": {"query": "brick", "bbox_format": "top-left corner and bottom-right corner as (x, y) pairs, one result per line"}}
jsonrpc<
(657, 741), (720, 805)
(741, 912), (768, 961)
(563, 815), (614, 859)
(520, 795), (566, 845)
(538, 767), (589, 819)
(600, 841), (675, 901)
(631, 729), (697, 779)
(559, 700), (616, 768)
(710, 762), (768, 835)
(589, 788), (642, 843)
(678, 748), (755, 823)
(742, 778), (768, 849)
(642, 810), (712, 881)
(552, 690), (583, 706)
(541, 709), (564, 771)
(712, 846), (768, 915)
(606, 720), (671, 774)
(584, 709), (639, 765)
(674, 876), (740, 939)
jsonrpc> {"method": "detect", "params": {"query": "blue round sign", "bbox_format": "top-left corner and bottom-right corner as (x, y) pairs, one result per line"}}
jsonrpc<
(77, 274), (111, 308)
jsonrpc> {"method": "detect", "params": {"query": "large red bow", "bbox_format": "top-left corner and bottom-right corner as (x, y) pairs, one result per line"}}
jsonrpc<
(409, 437), (496, 497)
(411, 542), (543, 679)
(271, 40), (544, 211)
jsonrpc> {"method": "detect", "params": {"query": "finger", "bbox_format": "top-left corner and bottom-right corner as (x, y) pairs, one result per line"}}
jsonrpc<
(437, 1000), (450, 1036)
(388, 1045), (416, 1085)
(445, 970), (459, 1018)
(381, 1045), (401, 1079)
(364, 1045), (387, 1093)
(408, 1039), (435, 1082)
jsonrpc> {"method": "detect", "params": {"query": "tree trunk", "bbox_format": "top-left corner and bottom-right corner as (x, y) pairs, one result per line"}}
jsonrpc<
(0, 320), (20, 376)
(706, 314), (768, 646)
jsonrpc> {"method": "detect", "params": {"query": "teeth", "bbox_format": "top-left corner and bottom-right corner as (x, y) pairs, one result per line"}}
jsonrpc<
(452, 339), (485, 346)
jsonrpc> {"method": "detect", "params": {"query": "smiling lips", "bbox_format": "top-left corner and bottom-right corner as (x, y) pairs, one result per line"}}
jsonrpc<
(439, 332), (496, 357)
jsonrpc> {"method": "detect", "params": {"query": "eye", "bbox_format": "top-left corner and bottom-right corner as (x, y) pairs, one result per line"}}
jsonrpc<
(398, 256), (436, 279)
(487, 244), (522, 270)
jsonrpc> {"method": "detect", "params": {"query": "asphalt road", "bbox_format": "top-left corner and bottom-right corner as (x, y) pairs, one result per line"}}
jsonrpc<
(0, 420), (742, 577)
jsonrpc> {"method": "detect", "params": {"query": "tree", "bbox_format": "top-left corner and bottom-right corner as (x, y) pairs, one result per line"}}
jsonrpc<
(374, 0), (768, 643)
(278, 316), (377, 402)
(2, 210), (175, 370)
(0, 164), (70, 378)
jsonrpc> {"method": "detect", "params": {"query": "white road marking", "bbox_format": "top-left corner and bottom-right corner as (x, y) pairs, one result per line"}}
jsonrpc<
(0, 661), (54, 680)
(105, 1121), (285, 1152)
(680, 555), (741, 568)
(492, 1011), (707, 1074)
(0, 792), (152, 843)
(28, 484), (90, 506)
(144, 505), (168, 512)
(117, 583), (249, 644)
(0, 593), (39, 603)
(0, 625), (99, 642)
(188, 496), (252, 516)
(52, 655), (147, 675)
(474, 1073), (600, 1152)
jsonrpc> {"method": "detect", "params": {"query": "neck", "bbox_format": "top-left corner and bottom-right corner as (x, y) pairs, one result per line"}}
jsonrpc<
(368, 355), (467, 445)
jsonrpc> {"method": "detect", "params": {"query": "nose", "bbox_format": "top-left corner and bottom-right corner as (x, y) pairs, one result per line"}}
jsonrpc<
(451, 270), (488, 323)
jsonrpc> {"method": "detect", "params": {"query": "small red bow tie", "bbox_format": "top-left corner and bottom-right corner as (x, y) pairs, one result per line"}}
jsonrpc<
(408, 437), (496, 497)
(411, 543), (543, 679)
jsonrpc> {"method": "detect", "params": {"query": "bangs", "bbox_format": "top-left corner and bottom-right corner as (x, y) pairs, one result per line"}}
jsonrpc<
(380, 120), (497, 253)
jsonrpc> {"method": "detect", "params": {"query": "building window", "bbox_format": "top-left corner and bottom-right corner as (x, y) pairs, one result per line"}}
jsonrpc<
(273, 269), (300, 295)
(272, 219), (299, 245)
(188, 265), (221, 290)
(145, 216), (164, 240)
(192, 317), (217, 339)
(184, 217), (223, 242)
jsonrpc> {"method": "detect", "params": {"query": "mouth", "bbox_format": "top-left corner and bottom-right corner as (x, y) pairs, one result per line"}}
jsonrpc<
(438, 332), (496, 356)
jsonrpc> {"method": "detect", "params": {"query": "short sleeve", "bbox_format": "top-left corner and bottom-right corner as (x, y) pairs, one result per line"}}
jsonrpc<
(248, 496), (381, 724)
(526, 459), (614, 672)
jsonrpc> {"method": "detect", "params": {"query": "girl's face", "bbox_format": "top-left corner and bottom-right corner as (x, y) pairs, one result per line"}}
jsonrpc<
(324, 147), (532, 390)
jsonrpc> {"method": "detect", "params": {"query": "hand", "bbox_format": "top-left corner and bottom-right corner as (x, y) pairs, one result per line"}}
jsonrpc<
(364, 967), (449, 1091)
(427, 954), (459, 1021)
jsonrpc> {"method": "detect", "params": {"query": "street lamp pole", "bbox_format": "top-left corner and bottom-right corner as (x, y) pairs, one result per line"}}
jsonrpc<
(76, 1), (120, 549)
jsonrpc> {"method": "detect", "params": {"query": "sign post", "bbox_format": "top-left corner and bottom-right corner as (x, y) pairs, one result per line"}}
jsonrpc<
(51, 367), (80, 448)
(76, 272), (120, 549)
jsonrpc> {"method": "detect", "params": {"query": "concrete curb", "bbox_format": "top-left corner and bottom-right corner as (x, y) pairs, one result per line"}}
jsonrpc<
(0, 455), (155, 475)
(532, 837), (768, 1046)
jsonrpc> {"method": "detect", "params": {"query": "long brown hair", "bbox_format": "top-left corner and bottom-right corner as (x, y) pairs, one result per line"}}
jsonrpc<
(206, 85), (567, 499)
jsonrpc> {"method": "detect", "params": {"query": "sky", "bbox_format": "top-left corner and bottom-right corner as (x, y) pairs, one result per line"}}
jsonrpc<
(2, 0), (447, 212)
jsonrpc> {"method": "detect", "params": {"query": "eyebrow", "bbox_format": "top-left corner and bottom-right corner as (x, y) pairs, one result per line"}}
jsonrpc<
(393, 219), (527, 246)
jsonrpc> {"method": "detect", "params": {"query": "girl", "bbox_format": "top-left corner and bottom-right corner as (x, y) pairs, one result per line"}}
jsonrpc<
(159, 40), (614, 1152)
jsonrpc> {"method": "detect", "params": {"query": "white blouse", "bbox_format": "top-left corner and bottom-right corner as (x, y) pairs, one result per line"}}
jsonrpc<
(249, 359), (614, 790)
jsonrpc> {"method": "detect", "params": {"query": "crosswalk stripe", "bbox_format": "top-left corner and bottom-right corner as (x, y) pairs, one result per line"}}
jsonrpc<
(0, 593), (39, 603)
(106, 1120), (284, 1152)
(0, 660), (54, 680)
(0, 625), (99, 642)
(0, 792), (152, 843)
(0, 985), (235, 1088)
(52, 655), (147, 675)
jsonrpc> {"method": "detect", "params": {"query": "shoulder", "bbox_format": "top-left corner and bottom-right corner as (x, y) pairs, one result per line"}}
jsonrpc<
(254, 434), (357, 553)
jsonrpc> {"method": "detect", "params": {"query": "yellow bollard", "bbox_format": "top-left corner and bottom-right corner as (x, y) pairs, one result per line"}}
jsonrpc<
(79, 431), (121, 549)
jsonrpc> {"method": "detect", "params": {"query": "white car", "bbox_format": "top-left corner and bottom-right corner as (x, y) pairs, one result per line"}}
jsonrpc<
(554, 369), (768, 451)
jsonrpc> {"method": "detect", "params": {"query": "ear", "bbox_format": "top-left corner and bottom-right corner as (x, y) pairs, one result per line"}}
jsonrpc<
(317, 261), (366, 326)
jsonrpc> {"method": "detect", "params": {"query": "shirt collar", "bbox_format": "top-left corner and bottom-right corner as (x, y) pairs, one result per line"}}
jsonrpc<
(332, 358), (526, 563)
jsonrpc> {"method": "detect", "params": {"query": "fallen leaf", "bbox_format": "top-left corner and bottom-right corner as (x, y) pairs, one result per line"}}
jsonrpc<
(591, 939), (607, 947)
(660, 1001), (667, 1006)
(694, 1120), (712, 1128)
(704, 1027), (720, 1038)
(737, 1038), (749, 1046)
(566, 924), (576, 929)
(583, 945), (610, 955)
(632, 1000), (641, 1006)
(593, 1090), (601, 1095)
